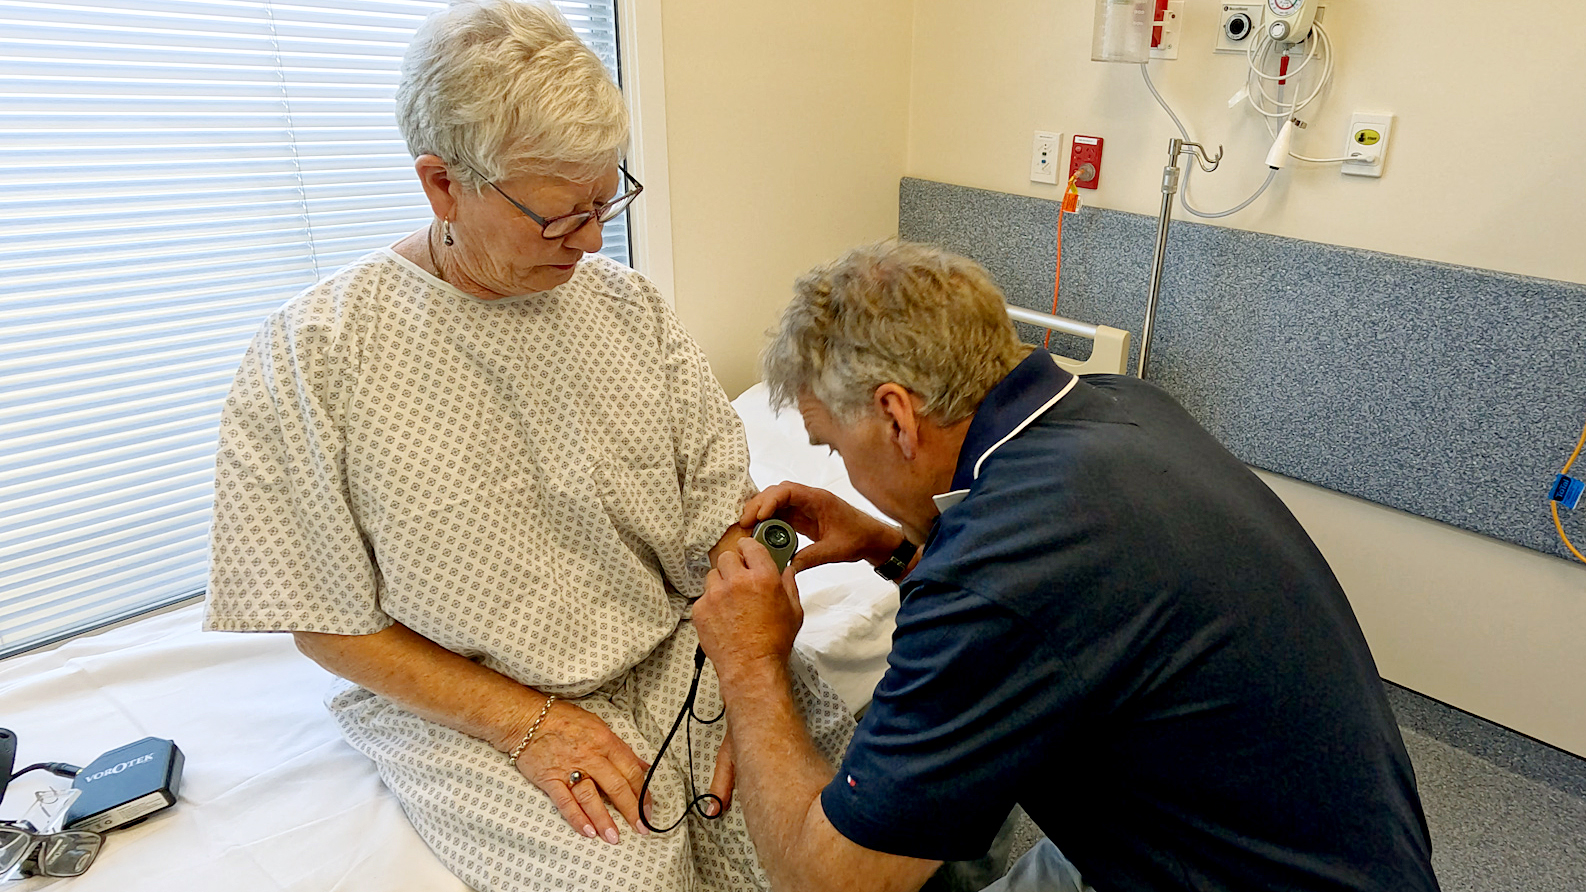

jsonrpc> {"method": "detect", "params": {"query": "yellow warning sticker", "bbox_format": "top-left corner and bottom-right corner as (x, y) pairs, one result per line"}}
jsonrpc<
(1355, 129), (1382, 146)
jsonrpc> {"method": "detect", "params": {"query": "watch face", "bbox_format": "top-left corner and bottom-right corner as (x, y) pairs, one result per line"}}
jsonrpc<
(1270, 0), (1298, 13)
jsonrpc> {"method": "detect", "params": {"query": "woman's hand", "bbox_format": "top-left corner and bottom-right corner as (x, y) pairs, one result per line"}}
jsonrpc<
(293, 624), (658, 844)
(739, 481), (904, 573)
(513, 699), (654, 844)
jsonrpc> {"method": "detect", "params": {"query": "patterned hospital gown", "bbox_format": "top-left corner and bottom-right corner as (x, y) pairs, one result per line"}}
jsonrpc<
(204, 249), (854, 892)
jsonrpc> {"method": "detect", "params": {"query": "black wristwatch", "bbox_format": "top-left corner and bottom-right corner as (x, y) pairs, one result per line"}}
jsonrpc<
(872, 537), (918, 582)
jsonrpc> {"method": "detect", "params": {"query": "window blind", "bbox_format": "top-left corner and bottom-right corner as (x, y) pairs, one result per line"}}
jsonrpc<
(0, 0), (627, 656)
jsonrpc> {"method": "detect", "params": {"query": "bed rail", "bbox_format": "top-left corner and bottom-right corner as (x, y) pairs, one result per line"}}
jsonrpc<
(1006, 305), (1132, 376)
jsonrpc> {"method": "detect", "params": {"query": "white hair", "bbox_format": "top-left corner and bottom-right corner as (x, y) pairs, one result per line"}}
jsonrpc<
(395, 0), (629, 185)
(762, 241), (1035, 425)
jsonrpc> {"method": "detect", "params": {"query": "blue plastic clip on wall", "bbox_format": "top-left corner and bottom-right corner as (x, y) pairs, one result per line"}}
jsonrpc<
(1550, 474), (1585, 510)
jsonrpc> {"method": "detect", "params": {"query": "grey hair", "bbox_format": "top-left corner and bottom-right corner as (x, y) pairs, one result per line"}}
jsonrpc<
(396, 0), (629, 185)
(762, 241), (1035, 425)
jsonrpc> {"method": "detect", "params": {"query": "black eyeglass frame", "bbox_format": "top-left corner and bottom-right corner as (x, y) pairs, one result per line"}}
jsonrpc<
(466, 164), (643, 240)
(0, 822), (105, 878)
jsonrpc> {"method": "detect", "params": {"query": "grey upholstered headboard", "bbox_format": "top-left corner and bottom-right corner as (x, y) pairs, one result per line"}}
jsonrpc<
(900, 177), (1586, 561)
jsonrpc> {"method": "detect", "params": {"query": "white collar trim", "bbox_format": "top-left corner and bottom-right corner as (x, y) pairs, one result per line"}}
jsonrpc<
(930, 355), (1078, 512)
(932, 490), (970, 512)
(971, 355), (1078, 481)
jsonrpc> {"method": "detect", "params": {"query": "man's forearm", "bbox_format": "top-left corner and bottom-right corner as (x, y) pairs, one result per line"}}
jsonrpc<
(716, 657), (835, 890)
(717, 657), (940, 892)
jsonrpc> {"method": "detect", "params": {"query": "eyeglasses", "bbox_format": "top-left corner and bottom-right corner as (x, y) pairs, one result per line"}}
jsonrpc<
(0, 823), (104, 878)
(468, 164), (643, 240)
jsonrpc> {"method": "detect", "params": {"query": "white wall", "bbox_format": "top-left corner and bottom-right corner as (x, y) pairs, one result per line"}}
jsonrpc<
(907, 0), (1586, 286)
(659, 0), (915, 399)
(905, 0), (1586, 756)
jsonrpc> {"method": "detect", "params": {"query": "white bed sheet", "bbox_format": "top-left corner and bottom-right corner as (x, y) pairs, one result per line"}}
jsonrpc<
(0, 603), (471, 892)
(0, 383), (900, 891)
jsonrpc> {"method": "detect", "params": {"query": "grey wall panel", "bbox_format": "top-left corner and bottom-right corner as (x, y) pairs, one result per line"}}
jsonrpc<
(899, 177), (1586, 560)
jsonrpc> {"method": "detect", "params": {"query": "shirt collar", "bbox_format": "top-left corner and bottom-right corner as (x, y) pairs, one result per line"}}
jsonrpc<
(931, 351), (1077, 510)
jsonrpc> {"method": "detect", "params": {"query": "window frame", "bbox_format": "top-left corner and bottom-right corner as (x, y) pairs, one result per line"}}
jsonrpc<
(615, 0), (675, 305)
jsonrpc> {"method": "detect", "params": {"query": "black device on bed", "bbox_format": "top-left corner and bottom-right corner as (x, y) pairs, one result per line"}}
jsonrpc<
(752, 519), (797, 573)
(0, 728), (16, 804)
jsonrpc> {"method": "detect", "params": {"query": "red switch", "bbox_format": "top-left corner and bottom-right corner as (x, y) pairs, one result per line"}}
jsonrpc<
(1151, 0), (1170, 46)
(1069, 135), (1103, 191)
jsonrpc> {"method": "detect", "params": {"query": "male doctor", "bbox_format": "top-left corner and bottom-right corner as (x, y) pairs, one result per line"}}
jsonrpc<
(692, 241), (1440, 892)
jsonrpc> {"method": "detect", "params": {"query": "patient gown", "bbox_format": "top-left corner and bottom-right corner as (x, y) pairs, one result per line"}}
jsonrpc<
(203, 249), (854, 892)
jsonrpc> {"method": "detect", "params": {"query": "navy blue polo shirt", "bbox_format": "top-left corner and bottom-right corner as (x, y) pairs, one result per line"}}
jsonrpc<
(820, 351), (1437, 892)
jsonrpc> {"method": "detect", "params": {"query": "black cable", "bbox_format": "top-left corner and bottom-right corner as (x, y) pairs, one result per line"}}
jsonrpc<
(9, 763), (82, 782)
(638, 646), (726, 833)
(3, 761), (81, 810)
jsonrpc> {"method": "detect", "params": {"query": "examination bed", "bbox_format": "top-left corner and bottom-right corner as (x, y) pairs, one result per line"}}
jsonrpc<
(0, 308), (1126, 891)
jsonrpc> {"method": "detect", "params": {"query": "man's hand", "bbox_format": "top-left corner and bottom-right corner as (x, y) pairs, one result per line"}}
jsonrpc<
(694, 539), (945, 892)
(706, 729), (735, 817)
(740, 482), (904, 573)
(694, 538), (803, 679)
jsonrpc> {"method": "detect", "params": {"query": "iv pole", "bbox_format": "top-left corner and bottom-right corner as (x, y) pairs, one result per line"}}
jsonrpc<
(1139, 137), (1221, 379)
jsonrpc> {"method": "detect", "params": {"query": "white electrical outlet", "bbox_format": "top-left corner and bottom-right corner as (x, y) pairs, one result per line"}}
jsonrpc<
(1030, 131), (1062, 184)
(1341, 113), (1393, 178)
(1215, 4), (1263, 54)
(1150, 0), (1184, 61)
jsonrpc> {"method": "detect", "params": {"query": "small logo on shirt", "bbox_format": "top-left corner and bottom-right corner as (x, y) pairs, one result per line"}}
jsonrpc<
(847, 775), (857, 788)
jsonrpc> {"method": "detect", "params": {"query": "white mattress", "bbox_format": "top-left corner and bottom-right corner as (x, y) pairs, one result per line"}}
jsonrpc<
(0, 383), (900, 891)
(0, 603), (472, 892)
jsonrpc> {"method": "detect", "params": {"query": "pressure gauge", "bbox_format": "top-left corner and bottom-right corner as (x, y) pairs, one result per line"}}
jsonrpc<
(1266, 0), (1315, 42)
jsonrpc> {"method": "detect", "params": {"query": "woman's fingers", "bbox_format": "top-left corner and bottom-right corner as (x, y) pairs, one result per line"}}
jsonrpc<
(568, 769), (624, 844)
(614, 747), (655, 828)
(589, 756), (648, 835)
(544, 776), (600, 841)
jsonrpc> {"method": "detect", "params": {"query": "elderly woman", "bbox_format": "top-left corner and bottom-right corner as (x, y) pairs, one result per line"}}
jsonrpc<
(202, 2), (852, 890)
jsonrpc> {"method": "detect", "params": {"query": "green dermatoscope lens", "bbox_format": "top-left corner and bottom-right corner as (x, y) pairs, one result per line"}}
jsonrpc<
(752, 519), (797, 573)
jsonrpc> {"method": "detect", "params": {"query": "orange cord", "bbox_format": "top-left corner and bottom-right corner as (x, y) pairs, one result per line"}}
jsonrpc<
(1044, 171), (1084, 349)
(1553, 417), (1586, 564)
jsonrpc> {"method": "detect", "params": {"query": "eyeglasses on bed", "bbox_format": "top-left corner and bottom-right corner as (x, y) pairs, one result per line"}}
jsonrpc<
(0, 822), (104, 878)
(467, 163), (643, 240)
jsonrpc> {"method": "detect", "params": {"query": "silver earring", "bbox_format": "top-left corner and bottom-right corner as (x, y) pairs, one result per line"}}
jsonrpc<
(442, 219), (454, 246)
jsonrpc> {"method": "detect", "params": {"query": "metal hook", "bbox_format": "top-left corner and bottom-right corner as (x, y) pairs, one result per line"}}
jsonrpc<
(1179, 140), (1223, 173)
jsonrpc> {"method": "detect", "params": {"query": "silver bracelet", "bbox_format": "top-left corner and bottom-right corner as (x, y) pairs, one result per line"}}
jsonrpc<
(507, 695), (558, 768)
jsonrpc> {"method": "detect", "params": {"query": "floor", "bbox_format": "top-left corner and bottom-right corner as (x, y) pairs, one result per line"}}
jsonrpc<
(1386, 684), (1586, 892)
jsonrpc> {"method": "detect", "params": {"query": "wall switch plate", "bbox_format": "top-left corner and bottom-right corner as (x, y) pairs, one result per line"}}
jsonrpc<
(1150, 1), (1184, 60)
(1216, 4), (1263, 54)
(1341, 113), (1393, 178)
(1031, 130), (1062, 184)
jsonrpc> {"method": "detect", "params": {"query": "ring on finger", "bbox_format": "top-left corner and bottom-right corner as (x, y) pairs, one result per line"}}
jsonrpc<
(567, 769), (586, 787)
